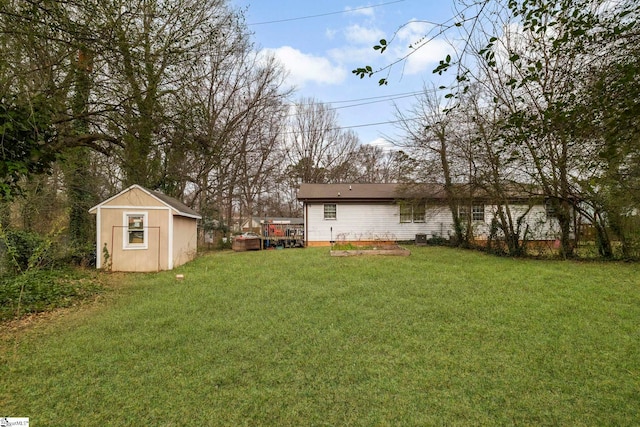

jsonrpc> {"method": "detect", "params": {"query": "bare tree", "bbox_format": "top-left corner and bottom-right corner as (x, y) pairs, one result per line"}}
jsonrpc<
(396, 87), (474, 245)
(349, 144), (403, 183)
(284, 98), (359, 184)
(173, 36), (293, 233)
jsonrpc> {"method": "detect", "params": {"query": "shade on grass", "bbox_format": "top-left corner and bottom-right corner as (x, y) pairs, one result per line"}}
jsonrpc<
(2, 247), (639, 425)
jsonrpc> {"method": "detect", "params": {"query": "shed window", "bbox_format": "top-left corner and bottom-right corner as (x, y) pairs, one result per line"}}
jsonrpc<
(324, 204), (337, 220)
(124, 212), (148, 249)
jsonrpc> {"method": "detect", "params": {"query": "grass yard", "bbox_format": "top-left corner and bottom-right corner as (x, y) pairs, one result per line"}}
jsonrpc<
(1, 246), (640, 425)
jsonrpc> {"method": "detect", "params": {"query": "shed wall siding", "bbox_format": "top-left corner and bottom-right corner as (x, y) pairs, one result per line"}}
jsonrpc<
(172, 215), (198, 268)
(103, 187), (165, 208)
(98, 208), (170, 272)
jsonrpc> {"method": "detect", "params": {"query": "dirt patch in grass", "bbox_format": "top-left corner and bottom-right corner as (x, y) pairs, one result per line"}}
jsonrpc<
(330, 244), (410, 257)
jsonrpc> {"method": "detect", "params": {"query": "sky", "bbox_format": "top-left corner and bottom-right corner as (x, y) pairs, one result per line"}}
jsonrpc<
(229, 0), (460, 149)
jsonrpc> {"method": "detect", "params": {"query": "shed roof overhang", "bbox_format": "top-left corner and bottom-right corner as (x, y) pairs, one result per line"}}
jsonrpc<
(88, 184), (202, 219)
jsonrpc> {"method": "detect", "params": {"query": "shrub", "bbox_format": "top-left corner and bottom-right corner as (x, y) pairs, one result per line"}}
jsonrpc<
(0, 268), (102, 321)
(217, 237), (232, 250)
(1, 229), (54, 273)
(63, 242), (97, 267)
(426, 236), (450, 246)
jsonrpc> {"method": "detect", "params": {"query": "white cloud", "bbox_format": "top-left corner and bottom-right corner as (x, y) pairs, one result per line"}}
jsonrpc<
(402, 38), (452, 75)
(344, 24), (385, 45)
(326, 24), (386, 68)
(327, 45), (379, 65)
(392, 20), (453, 75)
(365, 137), (397, 151)
(325, 28), (338, 40)
(396, 20), (433, 45)
(263, 46), (348, 88)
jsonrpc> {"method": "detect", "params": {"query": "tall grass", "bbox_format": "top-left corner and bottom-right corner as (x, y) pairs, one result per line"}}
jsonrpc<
(1, 247), (639, 425)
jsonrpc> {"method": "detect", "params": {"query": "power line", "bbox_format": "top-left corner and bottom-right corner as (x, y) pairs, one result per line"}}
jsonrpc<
(338, 117), (419, 130)
(285, 91), (422, 115)
(280, 116), (420, 136)
(247, 0), (405, 26)
(321, 90), (424, 105)
(330, 93), (423, 111)
(284, 86), (446, 115)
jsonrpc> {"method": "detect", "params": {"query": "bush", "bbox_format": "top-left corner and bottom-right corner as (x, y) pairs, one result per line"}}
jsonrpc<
(426, 236), (450, 246)
(0, 268), (102, 321)
(61, 242), (97, 267)
(217, 237), (232, 250)
(1, 229), (54, 273)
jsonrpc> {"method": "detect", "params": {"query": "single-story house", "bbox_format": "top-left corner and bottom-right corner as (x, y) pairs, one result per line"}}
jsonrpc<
(89, 184), (201, 271)
(297, 183), (560, 247)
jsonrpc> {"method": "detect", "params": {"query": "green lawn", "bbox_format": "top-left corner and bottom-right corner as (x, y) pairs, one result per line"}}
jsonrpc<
(2, 247), (640, 425)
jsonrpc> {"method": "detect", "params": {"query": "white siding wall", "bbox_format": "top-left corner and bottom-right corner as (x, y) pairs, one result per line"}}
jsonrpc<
(306, 202), (453, 243)
(491, 204), (561, 240)
(462, 204), (562, 240)
(306, 202), (560, 243)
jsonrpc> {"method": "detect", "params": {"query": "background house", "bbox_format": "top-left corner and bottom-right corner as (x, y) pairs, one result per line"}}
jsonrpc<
(297, 183), (558, 247)
(89, 185), (201, 272)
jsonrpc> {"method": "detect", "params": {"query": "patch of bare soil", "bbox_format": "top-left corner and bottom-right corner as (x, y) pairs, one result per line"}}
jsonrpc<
(330, 245), (411, 257)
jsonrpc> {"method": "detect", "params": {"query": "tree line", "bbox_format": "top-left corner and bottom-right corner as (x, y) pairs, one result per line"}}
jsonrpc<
(2, 0), (639, 264)
(0, 0), (406, 265)
(358, 0), (640, 259)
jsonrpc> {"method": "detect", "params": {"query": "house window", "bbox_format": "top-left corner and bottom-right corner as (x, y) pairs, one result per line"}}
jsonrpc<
(324, 204), (336, 220)
(400, 202), (426, 223)
(413, 203), (426, 223)
(400, 204), (412, 223)
(545, 199), (558, 218)
(472, 204), (485, 221)
(124, 212), (148, 249)
(459, 204), (485, 222)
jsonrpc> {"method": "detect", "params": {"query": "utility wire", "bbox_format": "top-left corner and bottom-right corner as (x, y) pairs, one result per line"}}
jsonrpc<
(313, 90), (424, 105)
(247, 0), (405, 26)
(284, 92), (422, 116)
(339, 117), (419, 130)
(330, 93), (423, 111)
(284, 86), (446, 116)
(280, 116), (421, 136)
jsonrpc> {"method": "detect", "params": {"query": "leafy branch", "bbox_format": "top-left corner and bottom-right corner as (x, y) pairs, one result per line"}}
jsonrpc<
(351, 2), (489, 86)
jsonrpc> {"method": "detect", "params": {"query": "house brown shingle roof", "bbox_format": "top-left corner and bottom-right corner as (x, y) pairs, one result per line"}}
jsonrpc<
(297, 182), (544, 203)
(297, 183), (449, 202)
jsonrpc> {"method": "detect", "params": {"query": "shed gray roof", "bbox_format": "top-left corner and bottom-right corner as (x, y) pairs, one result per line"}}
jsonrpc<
(147, 188), (201, 218)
